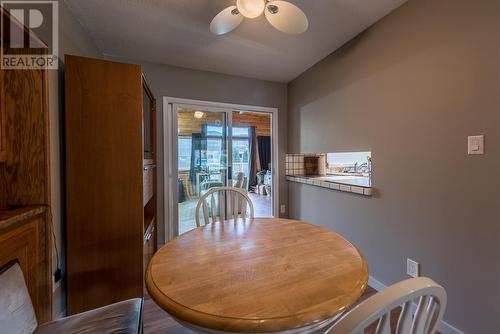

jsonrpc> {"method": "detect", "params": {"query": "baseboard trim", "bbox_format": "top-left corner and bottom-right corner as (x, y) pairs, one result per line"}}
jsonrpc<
(367, 276), (386, 292)
(368, 276), (464, 334)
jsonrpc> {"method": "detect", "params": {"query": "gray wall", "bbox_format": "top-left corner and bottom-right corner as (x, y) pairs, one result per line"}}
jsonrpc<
(49, 0), (102, 318)
(287, 0), (500, 333)
(106, 57), (289, 245)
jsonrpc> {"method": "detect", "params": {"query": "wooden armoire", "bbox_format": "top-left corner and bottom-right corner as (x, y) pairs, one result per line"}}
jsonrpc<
(0, 8), (52, 323)
(65, 55), (157, 315)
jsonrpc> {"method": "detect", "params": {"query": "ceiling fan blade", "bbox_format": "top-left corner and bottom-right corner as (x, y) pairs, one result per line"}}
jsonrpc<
(210, 6), (244, 35)
(265, 1), (308, 34)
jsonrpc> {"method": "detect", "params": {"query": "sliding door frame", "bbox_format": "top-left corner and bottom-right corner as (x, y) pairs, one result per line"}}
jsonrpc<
(163, 97), (279, 242)
(170, 102), (232, 239)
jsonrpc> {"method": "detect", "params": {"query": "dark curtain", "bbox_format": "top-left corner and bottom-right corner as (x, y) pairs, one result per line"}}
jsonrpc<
(201, 124), (208, 137)
(258, 136), (271, 171)
(248, 126), (261, 190)
(189, 133), (202, 186)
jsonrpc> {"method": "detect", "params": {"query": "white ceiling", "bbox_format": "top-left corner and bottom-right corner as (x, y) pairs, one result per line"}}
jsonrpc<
(65, 0), (408, 83)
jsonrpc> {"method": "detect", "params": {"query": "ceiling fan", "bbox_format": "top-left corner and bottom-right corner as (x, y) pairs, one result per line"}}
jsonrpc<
(210, 0), (308, 35)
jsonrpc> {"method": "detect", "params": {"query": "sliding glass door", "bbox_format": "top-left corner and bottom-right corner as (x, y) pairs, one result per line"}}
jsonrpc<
(172, 103), (274, 236)
(175, 107), (229, 234)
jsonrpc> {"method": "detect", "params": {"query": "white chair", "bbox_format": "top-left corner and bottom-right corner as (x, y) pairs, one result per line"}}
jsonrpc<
(195, 187), (254, 227)
(327, 277), (447, 334)
(233, 172), (248, 190)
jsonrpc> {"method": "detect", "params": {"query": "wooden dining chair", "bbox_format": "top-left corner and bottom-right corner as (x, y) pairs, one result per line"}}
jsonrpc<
(326, 277), (447, 334)
(195, 187), (255, 227)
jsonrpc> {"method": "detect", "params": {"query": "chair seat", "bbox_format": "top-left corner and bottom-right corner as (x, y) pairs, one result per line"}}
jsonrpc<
(34, 298), (143, 334)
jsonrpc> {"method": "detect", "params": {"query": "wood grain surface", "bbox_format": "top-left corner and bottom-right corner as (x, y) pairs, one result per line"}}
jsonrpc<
(177, 110), (271, 137)
(65, 55), (145, 315)
(0, 10), (52, 321)
(0, 207), (50, 323)
(0, 206), (46, 231)
(0, 66), (6, 162)
(146, 218), (368, 333)
(0, 66), (48, 208)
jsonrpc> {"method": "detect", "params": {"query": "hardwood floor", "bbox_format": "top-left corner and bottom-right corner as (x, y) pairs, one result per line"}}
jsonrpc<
(143, 292), (195, 334)
(248, 192), (272, 217)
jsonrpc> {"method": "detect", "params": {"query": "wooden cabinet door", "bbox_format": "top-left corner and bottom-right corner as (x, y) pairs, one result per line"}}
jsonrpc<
(1, 67), (47, 206)
(65, 55), (144, 315)
(0, 69), (6, 162)
(0, 211), (50, 323)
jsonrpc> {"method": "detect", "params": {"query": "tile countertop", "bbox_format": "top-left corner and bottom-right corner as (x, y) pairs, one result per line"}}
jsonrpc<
(314, 175), (371, 188)
(286, 174), (372, 196)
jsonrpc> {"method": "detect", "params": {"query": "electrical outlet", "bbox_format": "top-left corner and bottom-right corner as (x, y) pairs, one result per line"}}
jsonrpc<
(407, 258), (420, 278)
(280, 204), (286, 214)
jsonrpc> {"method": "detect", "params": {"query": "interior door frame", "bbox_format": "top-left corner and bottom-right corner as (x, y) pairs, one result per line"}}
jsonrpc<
(163, 97), (279, 241)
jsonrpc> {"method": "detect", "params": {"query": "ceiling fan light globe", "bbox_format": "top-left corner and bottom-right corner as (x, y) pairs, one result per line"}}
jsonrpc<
(237, 0), (265, 19)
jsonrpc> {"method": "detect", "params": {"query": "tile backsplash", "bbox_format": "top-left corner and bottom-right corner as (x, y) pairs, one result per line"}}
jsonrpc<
(285, 154), (304, 175)
(285, 154), (326, 176)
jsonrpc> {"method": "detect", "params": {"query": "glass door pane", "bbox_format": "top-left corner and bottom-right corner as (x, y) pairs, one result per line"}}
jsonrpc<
(176, 108), (228, 234)
(231, 111), (273, 217)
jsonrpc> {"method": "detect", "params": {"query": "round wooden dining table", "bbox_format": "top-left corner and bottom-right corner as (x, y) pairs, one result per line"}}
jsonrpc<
(146, 218), (368, 333)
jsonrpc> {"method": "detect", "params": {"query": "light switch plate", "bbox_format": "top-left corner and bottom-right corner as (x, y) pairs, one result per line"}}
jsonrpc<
(407, 258), (420, 278)
(468, 135), (484, 155)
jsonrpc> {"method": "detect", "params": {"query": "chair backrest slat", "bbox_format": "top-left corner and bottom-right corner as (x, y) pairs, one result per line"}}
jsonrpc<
(241, 199), (247, 220)
(375, 313), (391, 334)
(202, 201), (209, 225)
(396, 301), (412, 334)
(422, 298), (438, 334)
(412, 295), (430, 334)
(326, 277), (447, 334)
(219, 191), (225, 222)
(226, 190), (232, 218)
(211, 194), (216, 224)
(195, 187), (255, 227)
(233, 193), (238, 222)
